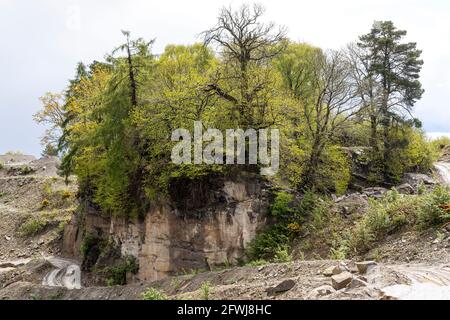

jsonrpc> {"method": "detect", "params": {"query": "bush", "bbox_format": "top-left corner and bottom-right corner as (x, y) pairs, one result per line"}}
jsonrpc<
(246, 224), (291, 261)
(19, 165), (34, 175)
(345, 187), (450, 254)
(270, 192), (295, 220)
(418, 186), (450, 227)
(41, 199), (50, 208)
(19, 216), (47, 236)
(142, 288), (167, 300)
(430, 136), (450, 153)
(247, 191), (328, 262)
(273, 246), (292, 263)
(80, 233), (99, 258)
(100, 256), (139, 286)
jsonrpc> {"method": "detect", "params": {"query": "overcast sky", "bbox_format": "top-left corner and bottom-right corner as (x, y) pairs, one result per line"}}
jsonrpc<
(1, 0), (449, 156)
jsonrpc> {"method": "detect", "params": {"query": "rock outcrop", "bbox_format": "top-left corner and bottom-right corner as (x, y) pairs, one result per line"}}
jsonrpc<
(63, 173), (272, 282)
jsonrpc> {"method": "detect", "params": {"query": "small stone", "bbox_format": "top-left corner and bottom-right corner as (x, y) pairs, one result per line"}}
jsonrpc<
(4, 235), (11, 241)
(307, 285), (336, 299)
(38, 239), (45, 245)
(356, 261), (377, 274)
(331, 272), (353, 290)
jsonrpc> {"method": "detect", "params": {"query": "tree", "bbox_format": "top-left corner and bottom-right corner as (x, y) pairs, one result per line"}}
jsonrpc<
(277, 44), (360, 191)
(34, 92), (65, 148)
(202, 4), (287, 128)
(357, 21), (424, 181)
(111, 30), (154, 108)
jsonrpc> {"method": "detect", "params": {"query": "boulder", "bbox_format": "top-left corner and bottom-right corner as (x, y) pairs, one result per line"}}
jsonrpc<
(395, 183), (415, 195)
(331, 272), (353, 290)
(402, 173), (436, 187)
(356, 261), (377, 274)
(266, 279), (296, 295)
(334, 193), (369, 216)
(362, 187), (388, 199)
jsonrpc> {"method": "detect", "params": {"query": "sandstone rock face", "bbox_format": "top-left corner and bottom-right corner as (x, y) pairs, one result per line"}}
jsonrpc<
(63, 174), (271, 282)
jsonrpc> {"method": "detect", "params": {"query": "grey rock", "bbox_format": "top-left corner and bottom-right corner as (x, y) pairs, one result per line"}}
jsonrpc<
(395, 183), (415, 195)
(266, 279), (296, 295)
(362, 187), (388, 199)
(403, 173), (436, 186)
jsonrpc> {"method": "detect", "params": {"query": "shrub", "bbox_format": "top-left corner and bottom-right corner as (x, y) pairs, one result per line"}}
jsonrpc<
(19, 165), (34, 175)
(80, 233), (99, 258)
(273, 246), (292, 263)
(246, 224), (290, 261)
(41, 199), (50, 208)
(142, 288), (167, 300)
(348, 190), (421, 253)
(418, 186), (450, 227)
(100, 256), (139, 286)
(270, 192), (294, 220)
(61, 190), (73, 200)
(247, 191), (329, 262)
(19, 216), (47, 236)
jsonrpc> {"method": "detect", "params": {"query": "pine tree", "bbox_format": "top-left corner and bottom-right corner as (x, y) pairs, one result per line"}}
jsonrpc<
(358, 21), (424, 182)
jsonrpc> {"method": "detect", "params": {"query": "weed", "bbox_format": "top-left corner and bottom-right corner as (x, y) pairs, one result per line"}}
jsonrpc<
(142, 288), (167, 300)
(200, 282), (211, 300)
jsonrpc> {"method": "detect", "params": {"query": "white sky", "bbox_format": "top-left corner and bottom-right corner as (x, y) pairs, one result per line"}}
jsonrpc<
(1, 0), (449, 155)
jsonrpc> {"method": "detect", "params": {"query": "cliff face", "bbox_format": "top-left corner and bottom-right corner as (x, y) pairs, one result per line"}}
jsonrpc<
(63, 173), (271, 282)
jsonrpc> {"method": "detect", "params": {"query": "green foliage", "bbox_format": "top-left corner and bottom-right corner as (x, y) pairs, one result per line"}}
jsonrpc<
(80, 233), (99, 258)
(142, 288), (167, 300)
(247, 191), (328, 262)
(41, 198), (50, 208)
(245, 259), (269, 267)
(19, 216), (47, 236)
(42, 143), (59, 157)
(19, 165), (34, 175)
(345, 187), (450, 254)
(273, 245), (293, 263)
(270, 192), (295, 220)
(430, 136), (450, 153)
(418, 186), (450, 227)
(246, 224), (291, 261)
(99, 256), (139, 286)
(34, 7), (427, 222)
(200, 282), (211, 300)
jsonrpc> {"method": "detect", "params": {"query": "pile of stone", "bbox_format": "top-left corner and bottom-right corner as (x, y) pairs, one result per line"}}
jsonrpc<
(308, 261), (377, 298)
